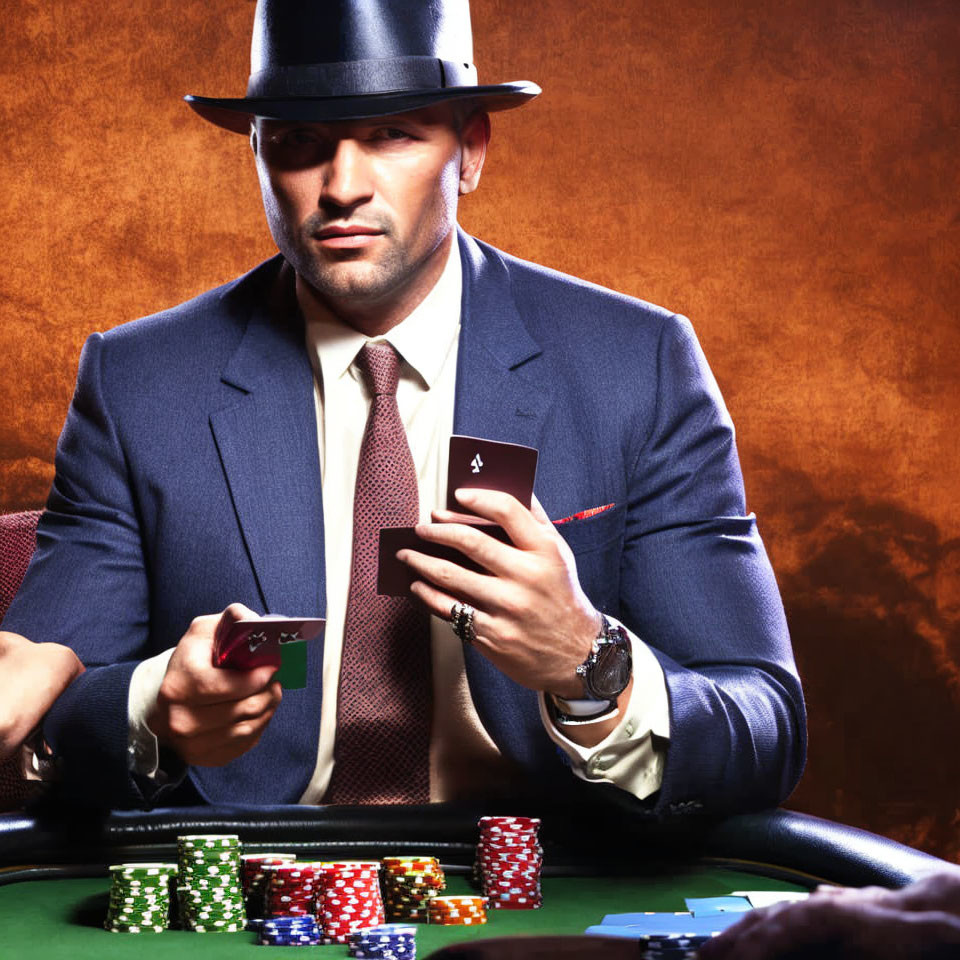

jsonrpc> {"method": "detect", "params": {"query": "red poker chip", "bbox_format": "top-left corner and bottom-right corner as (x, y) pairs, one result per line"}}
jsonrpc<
(477, 859), (543, 870)
(479, 838), (540, 850)
(478, 816), (541, 826)
(478, 829), (534, 836)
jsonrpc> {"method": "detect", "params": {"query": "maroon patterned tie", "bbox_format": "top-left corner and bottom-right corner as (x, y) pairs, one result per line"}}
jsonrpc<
(325, 342), (432, 804)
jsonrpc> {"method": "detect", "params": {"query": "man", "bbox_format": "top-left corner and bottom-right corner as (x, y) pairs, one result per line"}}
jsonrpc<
(2, 0), (805, 811)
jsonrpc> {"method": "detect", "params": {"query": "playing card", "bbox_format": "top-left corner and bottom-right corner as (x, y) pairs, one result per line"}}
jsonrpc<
(212, 616), (325, 689)
(378, 523), (513, 597)
(446, 435), (538, 514)
(729, 890), (810, 909)
(590, 912), (741, 935)
(684, 896), (752, 916)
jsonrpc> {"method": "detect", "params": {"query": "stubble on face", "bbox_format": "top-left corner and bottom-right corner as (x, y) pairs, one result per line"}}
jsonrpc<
(255, 109), (464, 326)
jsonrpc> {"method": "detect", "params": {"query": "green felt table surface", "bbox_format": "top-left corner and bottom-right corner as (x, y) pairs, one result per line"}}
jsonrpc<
(0, 868), (808, 958)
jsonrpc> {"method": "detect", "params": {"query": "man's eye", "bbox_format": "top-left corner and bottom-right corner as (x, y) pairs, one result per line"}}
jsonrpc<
(266, 128), (321, 147)
(284, 129), (322, 146)
(371, 128), (412, 142)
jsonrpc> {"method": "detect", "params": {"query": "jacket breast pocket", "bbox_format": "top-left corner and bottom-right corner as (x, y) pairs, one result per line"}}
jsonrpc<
(554, 503), (625, 611)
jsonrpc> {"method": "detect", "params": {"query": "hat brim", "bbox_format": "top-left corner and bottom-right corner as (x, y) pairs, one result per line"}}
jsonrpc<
(184, 82), (540, 134)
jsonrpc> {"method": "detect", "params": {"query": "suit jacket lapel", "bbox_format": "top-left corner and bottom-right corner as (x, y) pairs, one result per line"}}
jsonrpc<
(453, 230), (561, 776)
(209, 262), (327, 621)
(453, 230), (553, 444)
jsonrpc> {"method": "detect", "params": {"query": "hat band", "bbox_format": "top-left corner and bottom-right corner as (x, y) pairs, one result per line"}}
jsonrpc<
(246, 57), (478, 98)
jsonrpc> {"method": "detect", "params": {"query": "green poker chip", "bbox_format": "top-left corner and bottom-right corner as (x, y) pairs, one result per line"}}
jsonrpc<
(174, 833), (246, 931)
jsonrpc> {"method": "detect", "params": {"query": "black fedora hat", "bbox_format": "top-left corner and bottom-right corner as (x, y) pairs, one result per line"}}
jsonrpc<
(185, 0), (541, 134)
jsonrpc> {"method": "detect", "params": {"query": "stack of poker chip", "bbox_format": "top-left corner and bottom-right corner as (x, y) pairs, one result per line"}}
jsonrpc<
(426, 895), (488, 926)
(475, 815), (543, 909)
(317, 861), (386, 944)
(176, 834), (246, 932)
(380, 856), (446, 922)
(638, 932), (714, 959)
(347, 922), (418, 959)
(240, 852), (296, 922)
(262, 861), (322, 919)
(258, 915), (322, 946)
(104, 862), (177, 933)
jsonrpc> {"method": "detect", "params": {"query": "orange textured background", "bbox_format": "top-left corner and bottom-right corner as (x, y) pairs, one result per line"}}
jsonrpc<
(1, 0), (958, 858)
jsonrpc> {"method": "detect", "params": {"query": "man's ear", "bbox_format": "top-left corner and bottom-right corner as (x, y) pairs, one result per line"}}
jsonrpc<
(458, 110), (491, 196)
(249, 121), (258, 154)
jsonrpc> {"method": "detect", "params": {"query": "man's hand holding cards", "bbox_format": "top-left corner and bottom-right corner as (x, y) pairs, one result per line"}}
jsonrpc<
(377, 435), (538, 596)
(147, 604), (322, 768)
(386, 436), (611, 713)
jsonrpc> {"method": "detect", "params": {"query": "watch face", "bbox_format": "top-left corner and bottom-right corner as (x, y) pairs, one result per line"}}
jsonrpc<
(591, 641), (632, 700)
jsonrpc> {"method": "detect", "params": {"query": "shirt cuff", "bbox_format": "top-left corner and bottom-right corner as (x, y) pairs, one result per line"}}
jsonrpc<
(127, 647), (175, 779)
(539, 617), (670, 801)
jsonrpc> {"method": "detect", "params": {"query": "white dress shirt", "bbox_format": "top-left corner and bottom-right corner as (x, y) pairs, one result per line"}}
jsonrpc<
(129, 236), (670, 802)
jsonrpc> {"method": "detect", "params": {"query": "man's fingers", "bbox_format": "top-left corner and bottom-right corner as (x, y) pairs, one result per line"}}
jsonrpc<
(530, 493), (551, 525)
(164, 684), (282, 739)
(412, 520), (524, 580)
(178, 709), (278, 767)
(453, 488), (548, 551)
(399, 546), (500, 607)
(162, 656), (278, 707)
(214, 602), (262, 637)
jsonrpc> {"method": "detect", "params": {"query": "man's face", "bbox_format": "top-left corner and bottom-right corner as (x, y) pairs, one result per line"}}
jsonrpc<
(253, 104), (486, 320)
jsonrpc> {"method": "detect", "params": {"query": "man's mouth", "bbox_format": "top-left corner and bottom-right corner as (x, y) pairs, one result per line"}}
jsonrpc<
(314, 224), (383, 248)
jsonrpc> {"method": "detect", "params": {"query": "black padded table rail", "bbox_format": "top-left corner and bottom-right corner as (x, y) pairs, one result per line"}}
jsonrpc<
(0, 803), (948, 890)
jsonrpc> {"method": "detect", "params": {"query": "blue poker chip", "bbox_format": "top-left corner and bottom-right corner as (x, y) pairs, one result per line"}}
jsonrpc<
(349, 947), (415, 954)
(360, 924), (418, 936)
(349, 952), (416, 960)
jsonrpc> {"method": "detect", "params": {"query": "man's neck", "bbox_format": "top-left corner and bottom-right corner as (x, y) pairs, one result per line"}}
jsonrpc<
(295, 231), (456, 337)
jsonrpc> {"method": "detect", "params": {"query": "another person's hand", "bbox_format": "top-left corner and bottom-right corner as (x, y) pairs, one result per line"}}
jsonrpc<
(147, 603), (282, 767)
(699, 870), (960, 960)
(399, 488), (600, 698)
(0, 632), (85, 762)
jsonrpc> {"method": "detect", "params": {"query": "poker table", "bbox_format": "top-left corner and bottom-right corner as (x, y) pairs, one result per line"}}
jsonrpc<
(0, 802), (948, 958)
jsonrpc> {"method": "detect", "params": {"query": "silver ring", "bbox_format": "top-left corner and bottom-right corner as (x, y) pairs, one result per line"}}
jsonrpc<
(450, 602), (464, 636)
(461, 607), (477, 646)
(450, 602), (476, 645)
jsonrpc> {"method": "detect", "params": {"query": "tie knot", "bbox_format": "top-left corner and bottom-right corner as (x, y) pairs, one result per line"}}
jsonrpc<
(356, 341), (401, 397)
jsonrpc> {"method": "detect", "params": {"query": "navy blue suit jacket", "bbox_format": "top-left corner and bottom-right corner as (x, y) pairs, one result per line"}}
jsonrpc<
(5, 231), (806, 813)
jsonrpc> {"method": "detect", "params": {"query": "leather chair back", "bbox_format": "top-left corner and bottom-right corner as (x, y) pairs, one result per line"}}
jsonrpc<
(0, 509), (42, 810)
(0, 510), (41, 623)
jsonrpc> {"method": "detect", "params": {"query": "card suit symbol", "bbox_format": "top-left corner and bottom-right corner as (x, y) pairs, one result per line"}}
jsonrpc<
(471, 453), (483, 474)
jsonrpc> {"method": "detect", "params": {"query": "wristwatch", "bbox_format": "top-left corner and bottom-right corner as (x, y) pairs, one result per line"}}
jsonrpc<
(577, 614), (633, 701)
(549, 614), (632, 725)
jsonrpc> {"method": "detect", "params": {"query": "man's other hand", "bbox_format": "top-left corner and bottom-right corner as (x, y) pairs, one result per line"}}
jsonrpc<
(0, 632), (85, 761)
(399, 488), (599, 698)
(147, 603), (283, 767)
(699, 870), (960, 960)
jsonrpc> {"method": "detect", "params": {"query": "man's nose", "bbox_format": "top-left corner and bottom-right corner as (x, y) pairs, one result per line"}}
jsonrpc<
(320, 139), (373, 209)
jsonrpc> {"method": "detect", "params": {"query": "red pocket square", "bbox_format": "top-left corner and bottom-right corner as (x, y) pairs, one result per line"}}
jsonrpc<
(553, 503), (615, 526)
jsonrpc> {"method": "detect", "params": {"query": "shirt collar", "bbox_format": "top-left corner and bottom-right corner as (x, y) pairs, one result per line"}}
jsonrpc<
(305, 236), (462, 391)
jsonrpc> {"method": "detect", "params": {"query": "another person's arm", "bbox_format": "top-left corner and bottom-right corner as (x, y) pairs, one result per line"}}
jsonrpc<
(0, 632), (84, 761)
(700, 870), (960, 960)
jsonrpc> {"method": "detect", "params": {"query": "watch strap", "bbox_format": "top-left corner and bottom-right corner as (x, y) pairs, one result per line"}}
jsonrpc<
(547, 694), (619, 726)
